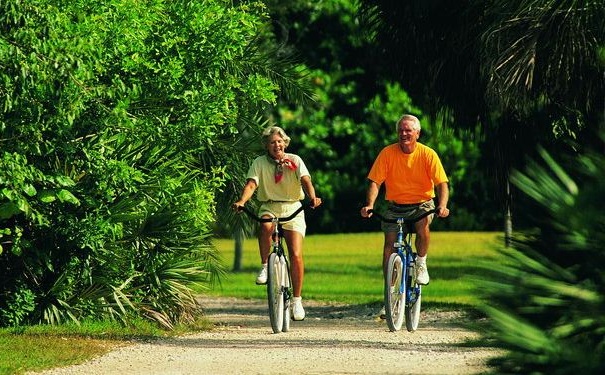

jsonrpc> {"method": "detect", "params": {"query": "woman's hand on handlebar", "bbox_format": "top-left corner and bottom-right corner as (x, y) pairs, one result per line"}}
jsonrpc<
(309, 197), (322, 209)
(232, 201), (245, 212)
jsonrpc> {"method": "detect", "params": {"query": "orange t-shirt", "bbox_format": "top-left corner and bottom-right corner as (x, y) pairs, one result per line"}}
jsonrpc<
(367, 143), (448, 204)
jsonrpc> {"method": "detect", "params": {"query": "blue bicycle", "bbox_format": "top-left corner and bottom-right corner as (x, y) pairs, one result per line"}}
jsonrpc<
(369, 209), (436, 332)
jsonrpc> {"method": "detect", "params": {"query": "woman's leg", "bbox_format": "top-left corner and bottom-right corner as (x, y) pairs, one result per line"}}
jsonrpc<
(284, 229), (304, 297)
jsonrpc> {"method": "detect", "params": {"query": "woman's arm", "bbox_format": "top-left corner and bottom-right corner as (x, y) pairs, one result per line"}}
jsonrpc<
(301, 175), (322, 208)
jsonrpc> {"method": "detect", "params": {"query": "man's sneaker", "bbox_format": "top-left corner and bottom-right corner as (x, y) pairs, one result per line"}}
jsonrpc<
(378, 307), (386, 320)
(255, 265), (267, 285)
(292, 297), (305, 321)
(415, 262), (430, 285)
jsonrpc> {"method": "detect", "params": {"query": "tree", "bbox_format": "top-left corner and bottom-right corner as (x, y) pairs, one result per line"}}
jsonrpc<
(359, 0), (605, 237)
(258, 0), (492, 233)
(0, 0), (309, 327)
(357, 1), (605, 370)
(476, 132), (605, 373)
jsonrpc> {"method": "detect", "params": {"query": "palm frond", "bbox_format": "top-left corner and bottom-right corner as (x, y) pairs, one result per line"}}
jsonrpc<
(477, 134), (605, 373)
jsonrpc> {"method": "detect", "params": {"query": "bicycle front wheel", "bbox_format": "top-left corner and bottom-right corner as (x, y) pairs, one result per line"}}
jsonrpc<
(405, 276), (422, 332)
(384, 253), (405, 331)
(267, 252), (284, 333)
(281, 263), (291, 333)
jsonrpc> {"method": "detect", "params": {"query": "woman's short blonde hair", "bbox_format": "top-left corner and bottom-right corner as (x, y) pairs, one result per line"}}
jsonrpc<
(261, 126), (291, 147)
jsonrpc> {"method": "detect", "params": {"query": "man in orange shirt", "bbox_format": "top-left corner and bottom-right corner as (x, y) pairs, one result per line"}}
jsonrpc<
(360, 114), (450, 286)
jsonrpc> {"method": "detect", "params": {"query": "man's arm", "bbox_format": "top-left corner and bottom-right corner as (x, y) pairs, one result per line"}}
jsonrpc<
(435, 182), (450, 218)
(360, 180), (380, 217)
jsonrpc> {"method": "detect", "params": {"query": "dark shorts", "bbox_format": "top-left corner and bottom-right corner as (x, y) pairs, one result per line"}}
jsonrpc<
(381, 200), (435, 233)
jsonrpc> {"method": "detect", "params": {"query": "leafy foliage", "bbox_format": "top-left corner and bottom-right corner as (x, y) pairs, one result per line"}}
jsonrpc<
(358, 0), (605, 232)
(475, 134), (605, 373)
(259, 1), (492, 232)
(0, 0), (306, 328)
(359, 0), (605, 130)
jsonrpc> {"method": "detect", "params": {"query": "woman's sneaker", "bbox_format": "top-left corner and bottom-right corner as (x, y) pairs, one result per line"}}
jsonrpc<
(255, 264), (267, 285)
(292, 297), (305, 321)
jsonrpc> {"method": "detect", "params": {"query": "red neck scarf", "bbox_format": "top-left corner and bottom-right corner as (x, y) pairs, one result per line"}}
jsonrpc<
(269, 155), (297, 183)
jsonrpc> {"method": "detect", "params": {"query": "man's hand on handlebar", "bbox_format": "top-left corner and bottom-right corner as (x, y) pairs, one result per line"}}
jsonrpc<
(360, 206), (373, 218)
(436, 206), (450, 218)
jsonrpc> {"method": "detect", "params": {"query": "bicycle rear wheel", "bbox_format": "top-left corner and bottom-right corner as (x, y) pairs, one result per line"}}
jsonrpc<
(405, 275), (422, 332)
(267, 252), (284, 333)
(384, 253), (405, 331)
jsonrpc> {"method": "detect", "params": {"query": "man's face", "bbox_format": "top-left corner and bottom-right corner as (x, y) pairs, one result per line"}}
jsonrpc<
(398, 120), (419, 147)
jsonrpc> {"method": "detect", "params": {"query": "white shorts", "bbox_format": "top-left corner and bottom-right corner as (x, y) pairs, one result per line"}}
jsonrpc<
(258, 201), (306, 236)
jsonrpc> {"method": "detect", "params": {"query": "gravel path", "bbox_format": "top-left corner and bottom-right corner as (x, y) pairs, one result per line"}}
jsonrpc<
(32, 297), (500, 375)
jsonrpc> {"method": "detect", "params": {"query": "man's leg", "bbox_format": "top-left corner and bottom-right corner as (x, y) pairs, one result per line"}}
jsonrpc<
(383, 231), (398, 277)
(414, 217), (430, 257)
(414, 218), (431, 285)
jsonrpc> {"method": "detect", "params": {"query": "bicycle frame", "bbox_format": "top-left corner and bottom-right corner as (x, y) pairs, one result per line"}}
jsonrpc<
(369, 208), (435, 332)
(393, 219), (413, 291)
(238, 203), (307, 333)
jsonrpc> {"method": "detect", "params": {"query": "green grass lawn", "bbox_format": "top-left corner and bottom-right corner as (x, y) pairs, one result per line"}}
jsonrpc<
(207, 231), (503, 307)
(2, 231), (502, 374)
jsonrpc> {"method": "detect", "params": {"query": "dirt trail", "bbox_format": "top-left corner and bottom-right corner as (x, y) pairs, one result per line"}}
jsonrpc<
(31, 297), (500, 375)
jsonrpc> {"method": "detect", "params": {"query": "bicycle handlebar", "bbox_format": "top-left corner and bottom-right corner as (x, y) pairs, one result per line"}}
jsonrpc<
(237, 202), (309, 223)
(367, 209), (436, 224)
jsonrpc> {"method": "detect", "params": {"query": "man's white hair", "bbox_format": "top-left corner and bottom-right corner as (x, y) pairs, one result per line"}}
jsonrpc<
(396, 114), (421, 131)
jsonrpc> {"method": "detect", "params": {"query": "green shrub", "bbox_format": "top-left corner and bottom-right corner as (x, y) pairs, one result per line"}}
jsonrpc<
(477, 138), (605, 374)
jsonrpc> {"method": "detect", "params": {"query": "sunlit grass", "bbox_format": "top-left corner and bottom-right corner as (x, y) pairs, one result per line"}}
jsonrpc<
(0, 317), (213, 374)
(208, 231), (503, 307)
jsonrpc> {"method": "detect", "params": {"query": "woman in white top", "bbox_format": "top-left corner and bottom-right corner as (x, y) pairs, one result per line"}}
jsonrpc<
(233, 125), (322, 321)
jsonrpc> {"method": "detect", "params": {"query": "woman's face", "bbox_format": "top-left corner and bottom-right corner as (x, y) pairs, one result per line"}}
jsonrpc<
(266, 133), (287, 160)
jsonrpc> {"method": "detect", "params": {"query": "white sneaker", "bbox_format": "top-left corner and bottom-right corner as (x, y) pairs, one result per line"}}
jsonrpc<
(255, 265), (267, 285)
(415, 262), (430, 285)
(292, 297), (305, 321)
(378, 307), (386, 320)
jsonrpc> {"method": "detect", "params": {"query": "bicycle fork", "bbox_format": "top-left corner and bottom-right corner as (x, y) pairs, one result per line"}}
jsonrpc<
(394, 231), (406, 295)
(280, 255), (292, 301)
(406, 252), (421, 305)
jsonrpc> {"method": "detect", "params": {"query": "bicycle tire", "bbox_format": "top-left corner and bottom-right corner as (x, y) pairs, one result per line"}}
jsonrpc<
(384, 253), (405, 331)
(405, 264), (422, 332)
(281, 261), (291, 332)
(267, 252), (284, 333)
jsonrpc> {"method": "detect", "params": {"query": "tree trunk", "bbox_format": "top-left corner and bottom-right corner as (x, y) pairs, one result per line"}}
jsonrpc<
(233, 228), (244, 271)
(504, 178), (512, 247)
